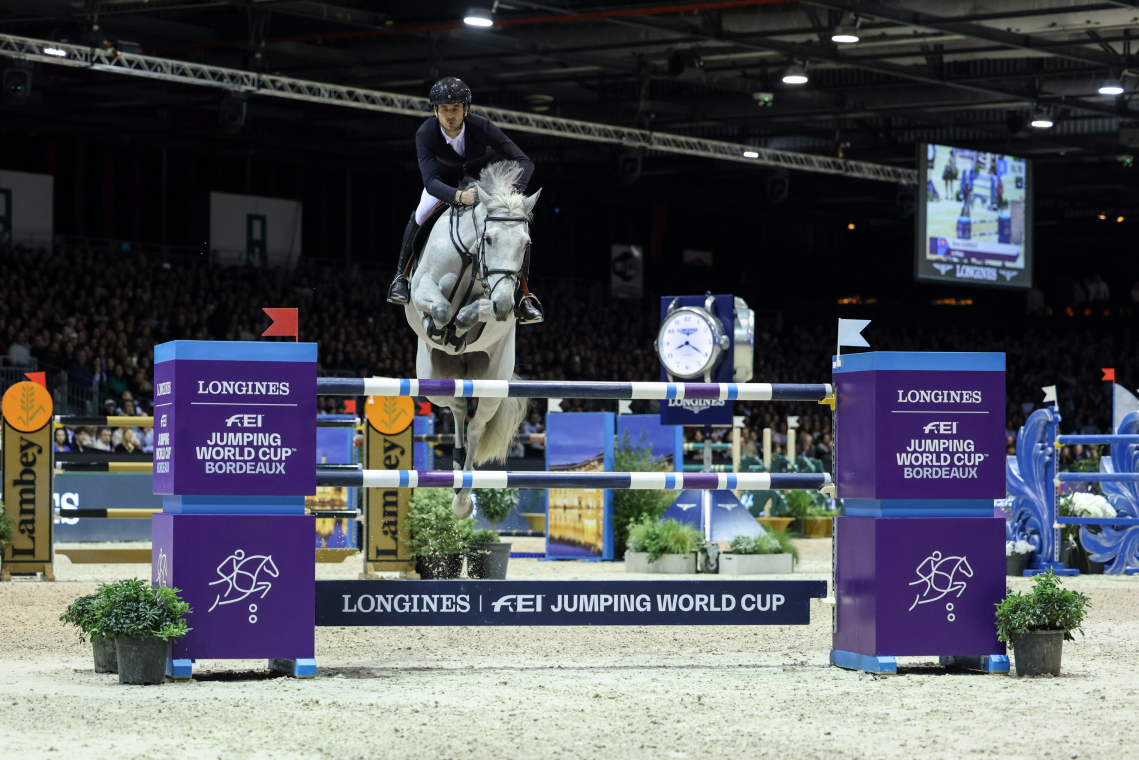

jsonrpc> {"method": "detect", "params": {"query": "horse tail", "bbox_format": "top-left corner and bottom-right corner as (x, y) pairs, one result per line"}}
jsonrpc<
(473, 374), (530, 466)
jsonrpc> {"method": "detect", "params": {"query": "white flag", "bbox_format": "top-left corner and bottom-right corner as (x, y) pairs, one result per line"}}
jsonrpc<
(837, 319), (871, 348)
(1041, 385), (1057, 404)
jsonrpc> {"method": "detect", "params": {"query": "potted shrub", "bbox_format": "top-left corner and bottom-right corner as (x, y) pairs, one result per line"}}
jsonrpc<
(784, 491), (831, 537)
(407, 488), (473, 579)
(1005, 539), (1034, 577)
(89, 578), (192, 686)
(60, 593), (118, 673)
(613, 432), (678, 555)
(720, 528), (800, 575)
(624, 517), (702, 574)
(995, 569), (1089, 677)
(466, 529), (504, 579)
(471, 487), (517, 579)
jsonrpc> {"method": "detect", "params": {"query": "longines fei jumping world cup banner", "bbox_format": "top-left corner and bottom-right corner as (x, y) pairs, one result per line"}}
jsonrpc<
(316, 579), (828, 626)
(2, 380), (54, 578)
(152, 341), (317, 496)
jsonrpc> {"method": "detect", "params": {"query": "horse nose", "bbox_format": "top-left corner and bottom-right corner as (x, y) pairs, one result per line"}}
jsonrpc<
(493, 301), (511, 321)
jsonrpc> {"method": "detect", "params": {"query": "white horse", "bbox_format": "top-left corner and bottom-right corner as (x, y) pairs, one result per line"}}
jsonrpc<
(403, 161), (537, 518)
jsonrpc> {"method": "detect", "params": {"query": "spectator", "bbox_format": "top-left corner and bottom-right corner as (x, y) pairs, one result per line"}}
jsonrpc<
(69, 348), (94, 389)
(115, 428), (142, 454)
(740, 428), (759, 459)
(520, 411), (545, 453)
(105, 362), (128, 397)
(6, 328), (32, 366)
(53, 428), (72, 452)
(89, 426), (114, 452)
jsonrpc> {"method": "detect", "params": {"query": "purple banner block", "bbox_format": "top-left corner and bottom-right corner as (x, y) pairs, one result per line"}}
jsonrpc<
(152, 514), (315, 660)
(833, 516), (1005, 657)
(153, 343), (317, 496)
(835, 354), (1005, 500)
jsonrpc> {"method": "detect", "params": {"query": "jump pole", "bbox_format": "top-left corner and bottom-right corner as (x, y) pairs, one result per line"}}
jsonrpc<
(318, 469), (829, 491)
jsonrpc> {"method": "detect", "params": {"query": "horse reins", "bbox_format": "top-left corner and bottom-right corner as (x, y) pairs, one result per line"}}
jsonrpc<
(426, 202), (528, 349)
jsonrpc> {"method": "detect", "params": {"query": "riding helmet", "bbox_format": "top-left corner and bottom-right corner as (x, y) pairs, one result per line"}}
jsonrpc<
(429, 77), (472, 106)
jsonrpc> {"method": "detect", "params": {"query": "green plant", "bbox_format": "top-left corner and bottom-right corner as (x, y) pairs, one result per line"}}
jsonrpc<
(994, 569), (1090, 647)
(730, 528), (799, 565)
(0, 504), (14, 553)
(472, 487), (517, 534)
(60, 593), (103, 644)
(767, 527), (800, 565)
(612, 431), (678, 553)
(467, 528), (500, 546)
(783, 490), (824, 519)
(407, 489), (474, 557)
(640, 518), (703, 563)
(88, 578), (191, 642)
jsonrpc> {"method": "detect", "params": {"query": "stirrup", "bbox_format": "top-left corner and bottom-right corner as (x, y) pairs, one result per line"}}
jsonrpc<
(515, 293), (544, 325)
(387, 276), (410, 305)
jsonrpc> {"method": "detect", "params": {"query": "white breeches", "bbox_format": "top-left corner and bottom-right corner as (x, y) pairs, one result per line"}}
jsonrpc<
(415, 188), (442, 226)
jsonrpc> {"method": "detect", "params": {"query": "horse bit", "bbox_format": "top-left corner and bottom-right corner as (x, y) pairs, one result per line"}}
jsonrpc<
(424, 202), (529, 350)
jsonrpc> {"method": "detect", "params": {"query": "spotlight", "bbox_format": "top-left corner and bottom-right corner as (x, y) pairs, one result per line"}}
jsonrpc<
(782, 63), (808, 85)
(464, 6), (494, 27)
(1099, 79), (1124, 96)
(743, 151), (759, 158)
(1030, 108), (1053, 129)
(43, 47), (67, 58)
(847, 223), (856, 230)
(2, 68), (31, 104)
(831, 26), (859, 44)
(1118, 216), (1125, 223)
(1099, 212), (1107, 220)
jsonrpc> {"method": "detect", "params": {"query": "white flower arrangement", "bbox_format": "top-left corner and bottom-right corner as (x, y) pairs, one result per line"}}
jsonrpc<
(1068, 491), (1117, 519)
(1006, 539), (1035, 557)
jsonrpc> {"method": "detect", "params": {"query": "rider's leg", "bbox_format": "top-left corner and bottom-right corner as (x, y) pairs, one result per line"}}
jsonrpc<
(387, 190), (437, 305)
(514, 236), (544, 324)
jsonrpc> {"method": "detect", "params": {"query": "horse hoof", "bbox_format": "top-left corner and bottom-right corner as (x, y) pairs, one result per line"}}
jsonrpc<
(432, 304), (452, 324)
(452, 494), (473, 519)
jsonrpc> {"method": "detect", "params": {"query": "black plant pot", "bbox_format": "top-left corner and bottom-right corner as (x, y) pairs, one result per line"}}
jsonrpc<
(1006, 554), (1030, 577)
(1059, 539), (1073, 568)
(415, 554), (463, 580)
(467, 542), (511, 579)
(115, 635), (168, 685)
(1071, 535), (1104, 575)
(92, 638), (118, 673)
(1010, 630), (1065, 677)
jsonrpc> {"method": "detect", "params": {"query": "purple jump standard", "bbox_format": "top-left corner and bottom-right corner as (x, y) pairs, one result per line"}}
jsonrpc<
(830, 352), (1009, 674)
(153, 340), (319, 679)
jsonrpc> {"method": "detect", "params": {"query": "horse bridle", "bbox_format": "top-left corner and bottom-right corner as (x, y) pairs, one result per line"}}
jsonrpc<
(426, 202), (528, 349)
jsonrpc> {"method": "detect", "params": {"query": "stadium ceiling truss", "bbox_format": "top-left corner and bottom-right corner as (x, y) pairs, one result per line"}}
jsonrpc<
(0, 33), (917, 185)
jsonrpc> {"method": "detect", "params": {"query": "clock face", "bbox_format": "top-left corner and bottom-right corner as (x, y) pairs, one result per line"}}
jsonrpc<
(659, 310), (717, 378)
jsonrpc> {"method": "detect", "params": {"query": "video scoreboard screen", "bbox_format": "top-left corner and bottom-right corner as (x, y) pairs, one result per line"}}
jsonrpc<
(915, 144), (1033, 289)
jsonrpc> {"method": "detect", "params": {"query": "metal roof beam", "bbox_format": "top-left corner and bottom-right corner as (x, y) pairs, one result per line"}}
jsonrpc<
(0, 33), (917, 183)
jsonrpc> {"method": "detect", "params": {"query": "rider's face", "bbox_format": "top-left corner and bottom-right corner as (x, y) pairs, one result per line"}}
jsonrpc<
(435, 103), (466, 133)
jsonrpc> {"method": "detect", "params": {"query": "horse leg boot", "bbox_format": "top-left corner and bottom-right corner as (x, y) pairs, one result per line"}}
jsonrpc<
(386, 215), (419, 305)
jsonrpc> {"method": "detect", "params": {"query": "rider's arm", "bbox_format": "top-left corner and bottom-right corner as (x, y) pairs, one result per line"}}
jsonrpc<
(484, 120), (535, 191)
(417, 123), (461, 203)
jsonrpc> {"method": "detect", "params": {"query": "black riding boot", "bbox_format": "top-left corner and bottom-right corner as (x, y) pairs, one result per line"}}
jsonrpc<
(386, 216), (419, 305)
(515, 288), (544, 324)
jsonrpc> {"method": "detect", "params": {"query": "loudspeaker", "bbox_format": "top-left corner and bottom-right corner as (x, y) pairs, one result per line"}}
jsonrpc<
(767, 170), (789, 204)
(3, 68), (31, 104)
(219, 96), (247, 132)
(618, 151), (642, 184)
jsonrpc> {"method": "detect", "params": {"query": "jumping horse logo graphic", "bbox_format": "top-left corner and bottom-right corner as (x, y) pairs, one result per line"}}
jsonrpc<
(208, 549), (279, 613)
(908, 551), (972, 612)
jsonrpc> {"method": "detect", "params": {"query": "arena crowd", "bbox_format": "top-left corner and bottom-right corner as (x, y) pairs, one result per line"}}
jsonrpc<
(0, 243), (1131, 463)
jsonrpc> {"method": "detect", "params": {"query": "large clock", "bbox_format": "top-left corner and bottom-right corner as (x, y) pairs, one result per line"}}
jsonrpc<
(656, 296), (731, 381)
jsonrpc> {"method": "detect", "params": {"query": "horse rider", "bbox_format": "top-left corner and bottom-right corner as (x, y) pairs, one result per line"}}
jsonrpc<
(386, 76), (544, 324)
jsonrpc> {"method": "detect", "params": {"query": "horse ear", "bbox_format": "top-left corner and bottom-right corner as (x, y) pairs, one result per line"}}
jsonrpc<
(522, 188), (541, 215)
(475, 184), (489, 205)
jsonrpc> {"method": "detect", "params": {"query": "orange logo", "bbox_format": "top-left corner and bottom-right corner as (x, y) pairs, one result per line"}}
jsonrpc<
(2, 381), (53, 433)
(366, 396), (414, 434)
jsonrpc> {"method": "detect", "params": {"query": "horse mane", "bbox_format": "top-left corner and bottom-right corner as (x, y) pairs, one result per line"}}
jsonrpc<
(461, 161), (531, 219)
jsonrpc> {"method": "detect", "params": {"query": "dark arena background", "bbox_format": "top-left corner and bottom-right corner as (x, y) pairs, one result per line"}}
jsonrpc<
(1, 2), (1138, 758)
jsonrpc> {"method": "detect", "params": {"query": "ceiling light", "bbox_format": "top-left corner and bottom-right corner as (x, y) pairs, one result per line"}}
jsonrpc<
(847, 223), (856, 230)
(1098, 212), (1107, 220)
(831, 26), (859, 44)
(463, 6), (494, 27)
(1118, 216), (1125, 223)
(743, 150), (759, 158)
(1099, 79), (1124, 95)
(782, 64), (808, 85)
(43, 47), (67, 57)
(1030, 108), (1053, 128)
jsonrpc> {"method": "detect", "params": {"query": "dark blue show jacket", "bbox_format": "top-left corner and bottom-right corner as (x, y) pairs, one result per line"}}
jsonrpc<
(416, 113), (534, 204)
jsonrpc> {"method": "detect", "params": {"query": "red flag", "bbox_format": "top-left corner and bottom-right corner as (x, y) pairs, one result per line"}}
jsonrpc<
(343, 400), (356, 414)
(417, 401), (432, 416)
(263, 308), (299, 341)
(1102, 368), (1116, 382)
(23, 371), (46, 388)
